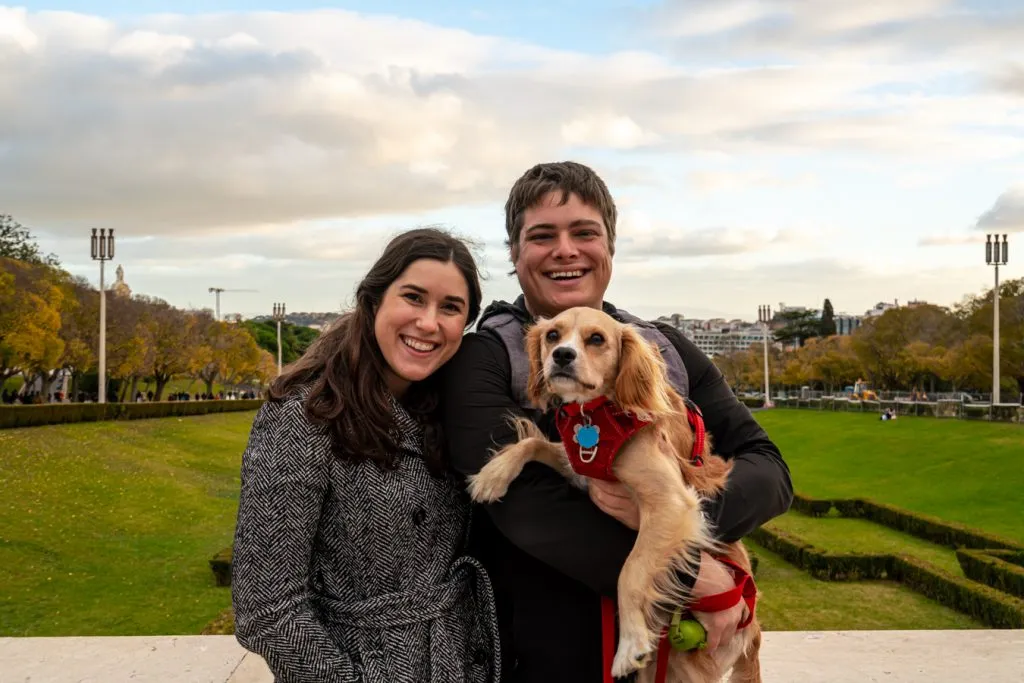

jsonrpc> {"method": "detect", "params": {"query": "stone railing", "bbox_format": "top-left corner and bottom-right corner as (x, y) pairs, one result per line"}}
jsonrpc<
(3, 632), (1023, 682)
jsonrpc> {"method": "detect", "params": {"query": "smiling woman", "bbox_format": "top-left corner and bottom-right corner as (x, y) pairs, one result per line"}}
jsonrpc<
(230, 227), (500, 683)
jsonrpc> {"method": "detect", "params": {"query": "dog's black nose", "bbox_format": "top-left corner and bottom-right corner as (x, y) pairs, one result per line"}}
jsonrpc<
(552, 346), (576, 367)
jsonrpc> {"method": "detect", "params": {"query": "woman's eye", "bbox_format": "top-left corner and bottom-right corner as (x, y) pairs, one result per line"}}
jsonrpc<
(545, 329), (560, 343)
(403, 293), (423, 304)
(587, 333), (605, 345)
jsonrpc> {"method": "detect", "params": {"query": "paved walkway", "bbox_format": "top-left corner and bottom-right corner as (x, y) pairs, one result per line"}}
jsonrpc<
(2, 631), (1023, 682)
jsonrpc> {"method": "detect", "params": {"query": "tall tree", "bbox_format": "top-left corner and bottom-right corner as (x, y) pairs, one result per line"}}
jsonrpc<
(773, 309), (821, 348)
(0, 258), (66, 387)
(0, 215), (60, 267)
(820, 298), (837, 336)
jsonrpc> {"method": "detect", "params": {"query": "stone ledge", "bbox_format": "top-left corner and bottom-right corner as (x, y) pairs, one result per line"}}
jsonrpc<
(1, 631), (1022, 682)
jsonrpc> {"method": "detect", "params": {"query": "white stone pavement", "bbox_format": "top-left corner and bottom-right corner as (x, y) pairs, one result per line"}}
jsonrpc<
(2, 631), (1023, 682)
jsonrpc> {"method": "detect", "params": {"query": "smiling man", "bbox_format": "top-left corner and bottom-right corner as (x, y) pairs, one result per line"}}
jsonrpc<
(441, 161), (793, 683)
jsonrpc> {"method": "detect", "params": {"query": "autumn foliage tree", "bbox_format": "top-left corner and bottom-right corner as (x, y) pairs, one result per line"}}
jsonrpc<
(717, 282), (1024, 398)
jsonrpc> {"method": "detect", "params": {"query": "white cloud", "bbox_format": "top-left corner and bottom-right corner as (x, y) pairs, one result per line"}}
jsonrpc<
(974, 186), (1024, 233)
(687, 169), (818, 193)
(918, 233), (978, 247)
(3, 5), (1022, 242)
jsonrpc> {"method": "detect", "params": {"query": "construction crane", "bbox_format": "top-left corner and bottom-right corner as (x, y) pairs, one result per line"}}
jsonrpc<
(208, 287), (258, 321)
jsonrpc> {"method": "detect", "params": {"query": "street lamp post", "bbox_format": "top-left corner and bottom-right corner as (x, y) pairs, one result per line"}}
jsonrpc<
(985, 234), (1009, 405)
(758, 304), (772, 408)
(90, 228), (115, 404)
(272, 303), (286, 375)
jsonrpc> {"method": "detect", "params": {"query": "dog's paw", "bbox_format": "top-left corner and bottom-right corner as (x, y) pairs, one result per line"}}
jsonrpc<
(466, 456), (524, 502)
(611, 633), (655, 678)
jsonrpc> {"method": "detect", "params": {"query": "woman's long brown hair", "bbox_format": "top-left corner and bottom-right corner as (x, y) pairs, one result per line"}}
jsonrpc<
(269, 227), (482, 475)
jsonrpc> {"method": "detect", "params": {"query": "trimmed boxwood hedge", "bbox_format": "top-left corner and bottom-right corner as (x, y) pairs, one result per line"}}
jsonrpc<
(210, 547), (233, 588)
(790, 492), (833, 518)
(891, 554), (1024, 629)
(832, 498), (1022, 552)
(956, 549), (1024, 600)
(0, 399), (264, 429)
(750, 525), (1024, 628)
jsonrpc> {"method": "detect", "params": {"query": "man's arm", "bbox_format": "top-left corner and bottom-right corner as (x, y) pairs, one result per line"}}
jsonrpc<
(657, 324), (794, 542)
(441, 332), (637, 597)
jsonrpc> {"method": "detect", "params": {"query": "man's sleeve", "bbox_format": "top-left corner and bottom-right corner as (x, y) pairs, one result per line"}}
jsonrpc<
(658, 325), (794, 542)
(441, 332), (638, 597)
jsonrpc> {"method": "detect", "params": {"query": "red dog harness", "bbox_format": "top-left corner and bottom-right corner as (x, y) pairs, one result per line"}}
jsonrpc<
(553, 397), (753, 683)
(554, 396), (707, 483)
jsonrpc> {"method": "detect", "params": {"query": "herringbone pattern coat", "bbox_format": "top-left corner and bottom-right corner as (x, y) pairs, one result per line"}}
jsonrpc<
(232, 392), (500, 683)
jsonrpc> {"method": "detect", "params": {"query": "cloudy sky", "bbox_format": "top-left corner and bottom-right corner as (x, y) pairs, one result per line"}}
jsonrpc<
(3, 0), (1022, 322)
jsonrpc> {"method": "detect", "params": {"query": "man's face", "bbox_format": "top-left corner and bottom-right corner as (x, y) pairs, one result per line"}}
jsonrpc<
(513, 191), (613, 319)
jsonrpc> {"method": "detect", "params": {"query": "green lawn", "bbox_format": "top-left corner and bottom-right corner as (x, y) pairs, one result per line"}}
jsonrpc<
(754, 409), (1024, 544)
(0, 408), (1018, 636)
(0, 412), (254, 636)
(747, 542), (984, 630)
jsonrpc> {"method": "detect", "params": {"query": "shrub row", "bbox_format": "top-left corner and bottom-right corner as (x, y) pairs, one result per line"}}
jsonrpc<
(210, 547), (233, 588)
(0, 399), (264, 429)
(956, 549), (1024, 600)
(831, 498), (1023, 552)
(790, 492), (833, 518)
(749, 526), (1024, 628)
(890, 554), (1024, 629)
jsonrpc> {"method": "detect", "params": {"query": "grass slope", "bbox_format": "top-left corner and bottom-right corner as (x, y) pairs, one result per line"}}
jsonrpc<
(0, 412), (253, 636)
(1, 408), (1017, 636)
(754, 410), (1024, 544)
(747, 542), (983, 630)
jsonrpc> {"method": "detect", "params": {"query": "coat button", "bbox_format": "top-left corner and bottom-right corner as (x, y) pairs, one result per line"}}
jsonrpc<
(412, 507), (426, 525)
(472, 648), (488, 665)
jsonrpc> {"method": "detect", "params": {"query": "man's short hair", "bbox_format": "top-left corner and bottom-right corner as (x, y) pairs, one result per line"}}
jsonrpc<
(504, 161), (618, 258)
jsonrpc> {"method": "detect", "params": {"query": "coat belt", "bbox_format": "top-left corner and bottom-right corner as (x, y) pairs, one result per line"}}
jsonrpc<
(316, 561), (475, 629)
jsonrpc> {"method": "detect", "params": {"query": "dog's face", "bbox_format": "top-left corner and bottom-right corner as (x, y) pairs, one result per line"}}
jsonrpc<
(526, 307), (675, 418)
(528, 307), (621, 404)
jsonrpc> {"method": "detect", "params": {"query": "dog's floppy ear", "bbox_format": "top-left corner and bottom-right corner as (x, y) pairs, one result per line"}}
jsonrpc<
(614, 325), (674, 419)
(525, 320), (552, 410)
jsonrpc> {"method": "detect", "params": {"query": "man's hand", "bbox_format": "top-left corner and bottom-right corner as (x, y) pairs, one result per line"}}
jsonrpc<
(690, 551), (747, 653)
(588, 479), (639, 530)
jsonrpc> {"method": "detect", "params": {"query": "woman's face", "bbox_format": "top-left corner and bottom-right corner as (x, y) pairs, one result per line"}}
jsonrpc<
(374, 258), (470, 397)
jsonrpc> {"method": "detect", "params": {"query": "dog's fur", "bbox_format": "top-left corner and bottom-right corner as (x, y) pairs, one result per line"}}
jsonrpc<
(467, 307), (762, 683)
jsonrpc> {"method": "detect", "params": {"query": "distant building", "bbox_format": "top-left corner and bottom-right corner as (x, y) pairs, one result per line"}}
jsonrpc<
(835, 315), (862, 336)
(864, 301), (898, 318)
(657, 315), (772, 357)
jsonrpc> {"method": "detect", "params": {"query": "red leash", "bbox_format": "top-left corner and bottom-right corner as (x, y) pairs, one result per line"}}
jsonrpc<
(595, 400), (743, 682)
(600, 599), (672, 683)
(599, 558), (757, 683)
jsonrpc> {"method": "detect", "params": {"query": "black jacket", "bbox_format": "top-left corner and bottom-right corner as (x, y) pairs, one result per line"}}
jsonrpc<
(440, 298), (792, 683)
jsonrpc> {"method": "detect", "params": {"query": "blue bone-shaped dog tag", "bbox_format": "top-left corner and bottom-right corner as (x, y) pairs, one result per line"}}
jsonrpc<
(574, 424), (600, 449)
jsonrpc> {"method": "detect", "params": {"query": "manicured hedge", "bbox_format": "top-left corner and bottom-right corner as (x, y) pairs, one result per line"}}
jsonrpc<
(956, 549), (1024, 600)
(832, 498), (1022, 552)
(750, 525), (1024, 628)
(0, 399), (264, 429)
(790, 492), (833, 518)
(210, 547), (233, 588)
(891, 554), (1024, 629)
